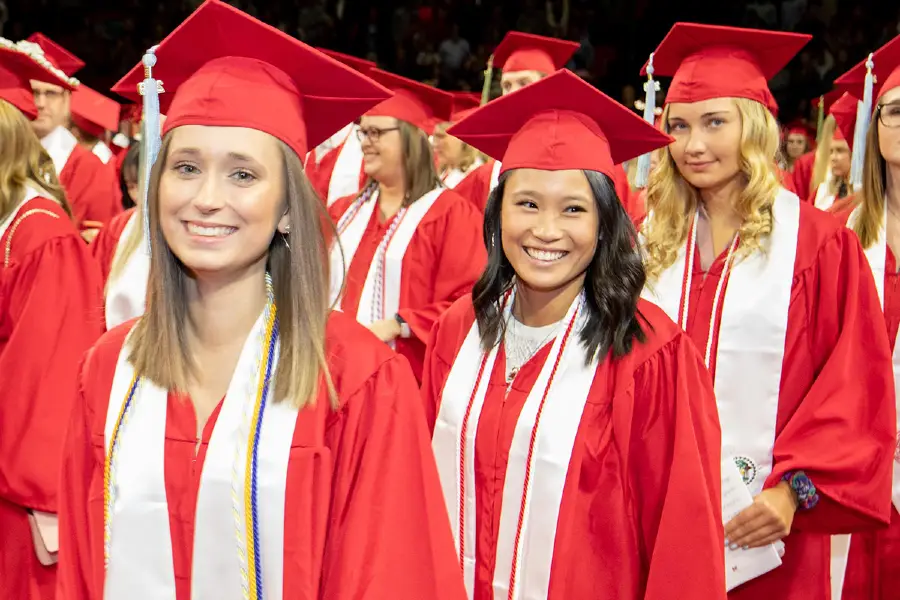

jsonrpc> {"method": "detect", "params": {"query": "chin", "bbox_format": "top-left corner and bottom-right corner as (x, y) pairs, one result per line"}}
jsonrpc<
(515, 266), (581, 294)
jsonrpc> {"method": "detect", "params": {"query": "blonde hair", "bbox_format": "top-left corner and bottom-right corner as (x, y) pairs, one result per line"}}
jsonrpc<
(810, 115), (836, 197)
(433, 121), (479, 172)
(127, 132), (336, 409)
(0, 100), (71, 220)
(642, 97), (781, 281)
(851, 106), (887, 249)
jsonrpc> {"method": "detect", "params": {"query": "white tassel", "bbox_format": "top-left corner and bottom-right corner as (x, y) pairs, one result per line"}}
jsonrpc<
(635, 53), (660, 189)
(849, 53), (874, 191)
(138, 47), (164, 255)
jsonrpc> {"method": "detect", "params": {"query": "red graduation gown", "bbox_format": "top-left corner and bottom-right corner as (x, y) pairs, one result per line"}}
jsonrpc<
(840, 221), (900, 600)
(0, 198), (105, 600)
(681, 203), (895, 599)
(56, 312), (467, 600)
(59, 145), (122, 228)
(422, 297), (727, 600)
(791, 151), (816, 202)
(89, 207), (135, 284)
(328, 189), (486, 380)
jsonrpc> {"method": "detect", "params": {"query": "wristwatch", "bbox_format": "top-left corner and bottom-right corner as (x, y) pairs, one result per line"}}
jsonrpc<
(394, 314), (411, 339)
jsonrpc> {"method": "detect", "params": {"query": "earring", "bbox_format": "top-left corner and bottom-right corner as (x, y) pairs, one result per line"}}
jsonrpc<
(282, 225), (291, 249)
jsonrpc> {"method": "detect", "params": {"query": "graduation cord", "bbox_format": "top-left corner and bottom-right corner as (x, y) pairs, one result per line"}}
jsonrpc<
(336, 182), (378, 236)
(103, 374), (141, 566)
(370, 208), (409, 324)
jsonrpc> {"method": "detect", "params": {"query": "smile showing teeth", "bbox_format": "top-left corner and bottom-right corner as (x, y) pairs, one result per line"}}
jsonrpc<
(186, 222), (237, 237)
(525, 247), (567, 262)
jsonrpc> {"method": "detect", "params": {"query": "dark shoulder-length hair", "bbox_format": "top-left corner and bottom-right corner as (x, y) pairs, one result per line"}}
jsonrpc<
(472, 169), (647, 362)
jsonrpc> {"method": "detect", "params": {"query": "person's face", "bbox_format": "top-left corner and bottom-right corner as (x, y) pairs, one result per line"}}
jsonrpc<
(829, 138), (851, 178)
(667, 98), (743, 191)
(159, 125), (288, 279)
(500, 70), (544, 96)
(30, 80), (69, 138)
(359, 115), (404, 183)
(785, 133), (808, 159)
(500, 168), (598, 295)
(878, 86), (900, 169)
(433, 126), (465, 169)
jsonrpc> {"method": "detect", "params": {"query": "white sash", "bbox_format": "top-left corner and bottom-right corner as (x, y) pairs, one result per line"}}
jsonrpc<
(92, 141), (113, 165)
(105, 212), (149, 330)
(40, 126), (78, 177)
(314, 123), (352, 164)
(104, 313), (297, 600)
(489, 160), (502, 193)
(328, 189), (379, 308)
(327, 125), (365, 206)
(433, 292), (596, 599)
(813, 182), (836, 211)
(642, 188), (798, 497)
(0, 186), (40, 241)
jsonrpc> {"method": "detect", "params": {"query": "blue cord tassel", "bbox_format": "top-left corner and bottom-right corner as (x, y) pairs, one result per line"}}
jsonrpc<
(139, 46), (164, 255)
(849, 53), (874, 191)
(635, 53), (659, 189)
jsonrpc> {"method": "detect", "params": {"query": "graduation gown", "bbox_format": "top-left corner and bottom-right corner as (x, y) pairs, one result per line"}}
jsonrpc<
(41, 127), (121, 227)
(89, 208), (147, 330)
(328, 188), (486, 380)
(791, 151), (816, 202)
(838, 209), (900, 600)
(304, 124), (367, 207)
(641, 189), (896, 599)
(0, 192), (105, 600)
(440, 158), (485, 189)
(422, 296), (726, 600)
(56, 312), (467, 600)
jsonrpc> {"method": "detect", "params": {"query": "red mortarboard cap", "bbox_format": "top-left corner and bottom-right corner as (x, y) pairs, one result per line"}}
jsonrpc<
(835, 34), (900, 101)
(447, 70), (673, 180)
(0, 38), (78, 118)
(450, 91), (480, 121)
(492, 31), (579, 75)
(25, 33), (85, 76)
(643, 23), (811, 114)
(317, 48), (376, 74)
(365, 69), (453, 131)
(812, 89), (843, 113)
(784, 120), (815, 139)
(111, 0), (392, 159)
(71, 84), (121, 136)
(829, 92), (859, 149)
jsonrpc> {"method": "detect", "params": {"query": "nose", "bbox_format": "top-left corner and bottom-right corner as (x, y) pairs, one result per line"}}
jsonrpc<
(190, 171), (225, 213)
(531, 210), (563, 242)
(32, 92), (46, 109)
(683, 129), (707, 156)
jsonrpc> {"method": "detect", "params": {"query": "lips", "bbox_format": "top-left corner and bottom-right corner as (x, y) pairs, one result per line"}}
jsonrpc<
(524, 247), (568, 262)
(185, 222), (237, 237)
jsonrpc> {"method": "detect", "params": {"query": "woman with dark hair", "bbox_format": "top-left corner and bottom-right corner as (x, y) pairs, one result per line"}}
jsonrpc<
(117, 142), (139, 210)
(328, 70), (485, 380)
(422, 69), (726, 600)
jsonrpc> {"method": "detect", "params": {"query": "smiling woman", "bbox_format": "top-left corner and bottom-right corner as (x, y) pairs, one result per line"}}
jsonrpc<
(423, 68), (726, 600)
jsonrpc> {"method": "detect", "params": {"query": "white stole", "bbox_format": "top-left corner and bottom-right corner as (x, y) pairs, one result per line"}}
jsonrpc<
(314, 123), (352, 164)
(433, 293), (596, 599)
(488, 160), (502, 194)
(92, 141), (113, 165)
(105, 212), (149, 330)
(642, 188), (799, 496)
(830, 206), (900, 600)
(813, 182), (836, 211)
(104, 313), (298, 600)
(0, 186), (40, 241)
(326, 125), (365, 206)
(40, 126), (78, 177)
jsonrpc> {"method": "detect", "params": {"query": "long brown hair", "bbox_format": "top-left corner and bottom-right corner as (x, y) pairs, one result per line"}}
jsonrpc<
(0, 100), (71, 220)
(127, 132), (336, 409)
(361, 119), (440, 206)
(810, 114), (836, 197)
(851, 106), (888, 249)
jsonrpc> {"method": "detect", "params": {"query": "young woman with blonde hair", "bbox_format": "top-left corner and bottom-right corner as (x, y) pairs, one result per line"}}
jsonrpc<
(56, 3), (467, 599)
(328, 70), (485, 381)
(0, 39), (104, 600)
(640, 23), (897, 600)
(828, 35), (900, 600)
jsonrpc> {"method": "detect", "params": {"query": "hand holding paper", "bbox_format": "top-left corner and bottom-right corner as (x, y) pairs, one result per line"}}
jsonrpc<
(725, 482), (798, 549)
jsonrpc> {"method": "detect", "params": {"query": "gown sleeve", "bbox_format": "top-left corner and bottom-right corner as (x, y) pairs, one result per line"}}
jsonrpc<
(630, 332), (726, 600)
(320, 353), (466, 600)
(64, 153), (122, 227)
(767, 227), (896, 532)
(0, 234), (104, 512)
(397, 200), (486, 346)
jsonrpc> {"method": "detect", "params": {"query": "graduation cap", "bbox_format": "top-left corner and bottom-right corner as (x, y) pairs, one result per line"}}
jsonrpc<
(642, 22), (811, 114)
(111, 0), (392, 160)
(447, 69), (673, 181)
(70, 84), (121, 136)
(25, 33), (85, 76)
(835, 33), (900, 102)
(365, 69), (454, 132)
(492, 31), (579, 75)
(317, 48), (376, 74)
(0, 37), (78, 118)
(449, 91), (481, 122)
(829, 92), (859, 151)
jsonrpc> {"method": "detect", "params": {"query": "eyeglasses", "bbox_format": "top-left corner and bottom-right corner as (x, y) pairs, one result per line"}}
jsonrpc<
(356, 126), (399, 142)
(877, 102), (900, 129)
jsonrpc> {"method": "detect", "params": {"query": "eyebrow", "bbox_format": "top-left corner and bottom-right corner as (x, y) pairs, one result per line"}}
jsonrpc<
(168, 148), (259, 163)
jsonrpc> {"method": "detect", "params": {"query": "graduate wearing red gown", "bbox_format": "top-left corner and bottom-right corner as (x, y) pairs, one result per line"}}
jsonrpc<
(327, 70), (485, 381)
(640, 23), (896, 600)
(831, 36), (900, 600)
(0, 44), (105, 600)
(427, 70), (725, 600)
(57, 3), (466, 600)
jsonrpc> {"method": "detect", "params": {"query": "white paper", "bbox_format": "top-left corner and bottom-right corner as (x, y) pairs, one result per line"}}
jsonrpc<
(722, 459), (783, 591)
